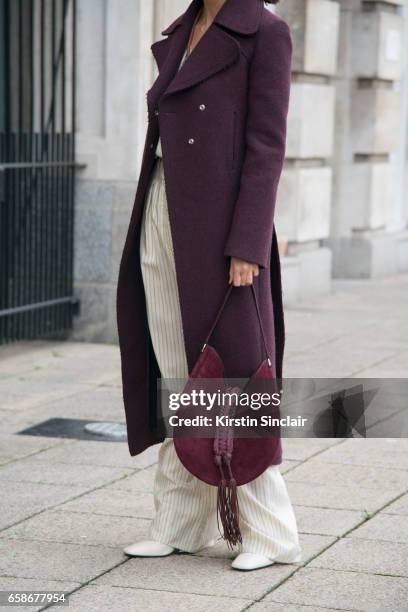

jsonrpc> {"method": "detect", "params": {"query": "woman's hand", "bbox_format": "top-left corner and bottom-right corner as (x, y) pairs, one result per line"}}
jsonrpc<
(229, 257), (259, 287)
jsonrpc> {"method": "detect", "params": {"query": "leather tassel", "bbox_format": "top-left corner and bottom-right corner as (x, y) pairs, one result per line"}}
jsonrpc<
(213, 387), (242, 548)
(215, 456), (242, 548)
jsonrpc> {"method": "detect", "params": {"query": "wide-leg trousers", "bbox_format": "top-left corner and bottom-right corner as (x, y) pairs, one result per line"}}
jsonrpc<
(139, 156), (302, 561)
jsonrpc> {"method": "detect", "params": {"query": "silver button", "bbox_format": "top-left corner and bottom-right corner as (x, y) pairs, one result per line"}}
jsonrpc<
(188, 138), (195, 145)
(199, 104), (206, 111)
(154, 109), (159, 116)
(150, 143), (154, 149)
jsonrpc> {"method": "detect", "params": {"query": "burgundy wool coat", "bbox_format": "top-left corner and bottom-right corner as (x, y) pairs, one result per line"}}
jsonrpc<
(116, 0), (293, 460)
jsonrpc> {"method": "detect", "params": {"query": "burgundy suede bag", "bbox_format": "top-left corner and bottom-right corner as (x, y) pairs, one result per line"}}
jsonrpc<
(173, 284), (281, 548)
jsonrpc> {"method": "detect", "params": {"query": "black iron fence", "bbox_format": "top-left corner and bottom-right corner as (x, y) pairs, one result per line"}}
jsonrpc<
(0, 0), (78, 344)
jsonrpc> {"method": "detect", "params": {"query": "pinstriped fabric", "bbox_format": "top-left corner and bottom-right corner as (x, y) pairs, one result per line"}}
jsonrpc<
(148, 438), (302, 560)
(149, 439), (219, 553)
(140, 159), (189, 380)
(237, 465), (302, 561)
(139, 157), (302, 562)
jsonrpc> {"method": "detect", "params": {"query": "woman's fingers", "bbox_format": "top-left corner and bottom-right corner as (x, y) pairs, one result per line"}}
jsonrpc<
(237, 264), (247, 287)
(229, 258), (259, 286)
(233, 267), (242, 287)
(245, 268), (253, 286)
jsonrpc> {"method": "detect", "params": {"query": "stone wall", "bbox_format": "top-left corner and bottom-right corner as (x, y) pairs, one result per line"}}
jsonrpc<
(276, 0), (340, 302)
(326, 0), (408, 278)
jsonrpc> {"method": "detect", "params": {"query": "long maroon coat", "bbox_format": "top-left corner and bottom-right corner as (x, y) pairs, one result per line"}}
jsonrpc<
(117, 0), (292, 459)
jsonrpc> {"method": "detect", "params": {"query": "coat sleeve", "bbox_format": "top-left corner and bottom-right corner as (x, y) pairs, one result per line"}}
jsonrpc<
(224, 18), (292, 269)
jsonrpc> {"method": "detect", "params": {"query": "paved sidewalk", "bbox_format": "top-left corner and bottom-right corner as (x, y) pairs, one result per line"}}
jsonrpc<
(0, 276), (407, 611)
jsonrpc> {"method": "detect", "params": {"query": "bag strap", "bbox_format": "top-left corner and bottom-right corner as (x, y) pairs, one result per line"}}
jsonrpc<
(202, 284), (272, 366)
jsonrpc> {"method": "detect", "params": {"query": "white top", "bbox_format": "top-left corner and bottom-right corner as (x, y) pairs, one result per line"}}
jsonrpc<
(155, 48), (189, 158)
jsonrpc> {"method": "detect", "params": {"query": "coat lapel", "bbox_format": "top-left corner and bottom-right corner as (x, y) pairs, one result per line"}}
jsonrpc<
(147, 0), (201, 111)
(148, 0), (263, 107)
(163, 26), (240, 98)
(150, 38), (172, 73)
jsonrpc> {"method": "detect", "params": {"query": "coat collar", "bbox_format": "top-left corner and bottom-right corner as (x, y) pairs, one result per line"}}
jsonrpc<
(162, 0), (263, 37)
(148, 0), (262, 108)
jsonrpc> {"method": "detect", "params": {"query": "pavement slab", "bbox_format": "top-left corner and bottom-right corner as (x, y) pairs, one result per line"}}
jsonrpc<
(43, 386), (125, 420)
(0, 342), (64, 376)
(0, 394), (125, 435)
(13, 354), (121, 387)
(358, 350), (408, 378)
(57, 487), (154, 519)
(0, 377), (93, 412)
(262, 567), (408, 611)
(106, 465), (157, 493)
(21, 384), (126, 423)
(0, 457), (133, 488)
(249, 604), (351, 612)
(345, 512), (408, 544)
(286, 480), (399, 512)
(294, 505), (365, 536)
(94, 554), (298, 600)
(0, 481), (90, 531)
(315, 438), (408, 469)
(23, 439), (149, 470)
(58, 584), (249, 612)
(280, 439), (341, 462)
(0, 341), (121, 386)
(0, 538), (125, 583)
(0, 434), (62, 465)
(309, 537), (408, 576)
(284, 458), (408, 492)
(382, 493), (408, 515)
(282, 338), (397, 378)
(289, 533), (335, 566)
(0, 408), (56, 436)
(0, 510), (150, 549)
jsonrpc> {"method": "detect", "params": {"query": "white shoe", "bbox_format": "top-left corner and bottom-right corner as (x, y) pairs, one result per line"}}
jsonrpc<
(231, 552), (274, 571)
(123, 540), (175, 557)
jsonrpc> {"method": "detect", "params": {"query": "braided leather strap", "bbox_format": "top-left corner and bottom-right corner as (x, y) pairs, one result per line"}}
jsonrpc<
(213, 385), (242, 548)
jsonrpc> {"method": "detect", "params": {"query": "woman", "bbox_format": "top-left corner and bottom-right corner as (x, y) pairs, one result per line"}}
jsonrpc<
(116, 0), (302, 571)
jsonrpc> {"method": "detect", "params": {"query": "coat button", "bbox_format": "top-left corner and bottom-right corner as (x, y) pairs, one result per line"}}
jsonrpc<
(199, 104), (206, 111)
(154, 109), (159, 116)
(188, 138), (195, 145)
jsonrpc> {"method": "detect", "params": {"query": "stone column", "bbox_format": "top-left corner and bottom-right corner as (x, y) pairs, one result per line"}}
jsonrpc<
(76, 0), (154, 179)
(275, 0), (340, 303)
(328, 0), (408, 278)
(73, 0), (155, 342)
(76, 0), (106, 139)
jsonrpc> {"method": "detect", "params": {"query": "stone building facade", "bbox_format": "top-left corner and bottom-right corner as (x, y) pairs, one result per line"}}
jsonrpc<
(73, 0), (408, 343)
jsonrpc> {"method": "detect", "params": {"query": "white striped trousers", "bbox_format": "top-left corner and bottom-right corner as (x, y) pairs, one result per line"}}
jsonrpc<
(139, 157), (302, 561)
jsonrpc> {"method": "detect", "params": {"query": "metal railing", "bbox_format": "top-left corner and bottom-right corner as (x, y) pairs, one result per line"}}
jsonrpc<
(0, 0), (78, 343)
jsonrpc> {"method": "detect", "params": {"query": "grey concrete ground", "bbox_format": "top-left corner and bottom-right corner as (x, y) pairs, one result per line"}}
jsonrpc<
(0, 276), (407, 612)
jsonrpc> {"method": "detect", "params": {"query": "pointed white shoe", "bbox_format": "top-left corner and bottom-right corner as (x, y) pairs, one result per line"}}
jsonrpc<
(123, 540), (175, 557)
(123, 538), (216, 558)
(231, 552), (274, 571)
